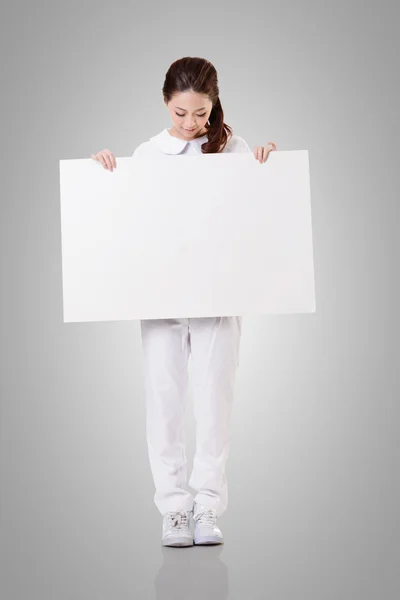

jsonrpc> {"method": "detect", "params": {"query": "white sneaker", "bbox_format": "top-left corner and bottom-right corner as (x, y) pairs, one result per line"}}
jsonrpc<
(162, 510), (193, 547)
(193, 502), (224, 545)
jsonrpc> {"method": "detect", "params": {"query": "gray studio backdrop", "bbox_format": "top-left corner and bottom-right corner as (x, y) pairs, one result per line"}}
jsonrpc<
(1, 1), (398, 599)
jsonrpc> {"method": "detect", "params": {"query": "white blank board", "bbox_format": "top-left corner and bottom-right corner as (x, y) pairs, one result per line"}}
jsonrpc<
(59, 151), (315, 322)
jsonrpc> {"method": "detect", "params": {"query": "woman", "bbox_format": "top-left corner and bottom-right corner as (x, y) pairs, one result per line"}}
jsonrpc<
(91, 56), (277, 547)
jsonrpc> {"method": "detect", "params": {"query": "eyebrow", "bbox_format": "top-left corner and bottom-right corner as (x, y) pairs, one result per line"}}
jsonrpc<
(174, 106), (206, 111)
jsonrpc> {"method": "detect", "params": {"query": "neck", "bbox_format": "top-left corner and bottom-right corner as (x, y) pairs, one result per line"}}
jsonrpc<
(168, 127), (208, 141)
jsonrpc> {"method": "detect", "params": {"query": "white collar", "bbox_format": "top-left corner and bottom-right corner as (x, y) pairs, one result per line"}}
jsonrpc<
(149, 128), (208, 154)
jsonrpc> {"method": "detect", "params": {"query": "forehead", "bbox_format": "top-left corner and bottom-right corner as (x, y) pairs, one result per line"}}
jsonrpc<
(170, 90), (211, 108)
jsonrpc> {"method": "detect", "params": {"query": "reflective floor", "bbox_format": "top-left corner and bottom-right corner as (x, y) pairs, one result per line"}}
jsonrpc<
(1, 459), (397, 600)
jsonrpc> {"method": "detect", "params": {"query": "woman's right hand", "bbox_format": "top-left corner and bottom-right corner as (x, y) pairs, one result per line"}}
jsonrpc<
(90, 149), (117, 172)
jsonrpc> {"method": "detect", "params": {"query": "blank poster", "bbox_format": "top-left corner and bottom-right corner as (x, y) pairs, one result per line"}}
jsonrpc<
(59, 151), (315, 322)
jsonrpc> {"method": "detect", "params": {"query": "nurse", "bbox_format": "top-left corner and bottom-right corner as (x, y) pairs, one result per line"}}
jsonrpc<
(91, 56), (277, 548)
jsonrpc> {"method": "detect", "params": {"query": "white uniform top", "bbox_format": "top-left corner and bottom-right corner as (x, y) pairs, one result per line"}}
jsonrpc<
(132, 127), (252, 156)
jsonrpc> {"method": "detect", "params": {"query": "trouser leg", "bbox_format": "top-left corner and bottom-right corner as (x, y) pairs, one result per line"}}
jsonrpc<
(188, 316), (242, 517)
(140, 318), (193, 515)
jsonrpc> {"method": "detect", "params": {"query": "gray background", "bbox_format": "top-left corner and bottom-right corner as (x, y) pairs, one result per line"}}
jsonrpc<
(1, 0), (398, 598)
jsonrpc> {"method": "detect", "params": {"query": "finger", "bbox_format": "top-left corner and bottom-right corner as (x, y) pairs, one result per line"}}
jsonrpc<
(264, 145), (272, 162)
(90, 153), (98, 161)
(98, 154), (107, 169)
(111, 153), (117, 168)
(264, 144), (276, 162)
(103, 153), (113, 171)
(102, 149), (114, 170)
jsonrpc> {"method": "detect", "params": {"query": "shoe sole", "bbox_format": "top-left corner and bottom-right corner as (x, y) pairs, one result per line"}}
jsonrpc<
(162, 537), (193, 547)
(194, 536), (224, 545)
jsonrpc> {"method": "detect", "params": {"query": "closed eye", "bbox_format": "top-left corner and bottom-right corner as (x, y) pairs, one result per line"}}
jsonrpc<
(175, 112), (207, 117)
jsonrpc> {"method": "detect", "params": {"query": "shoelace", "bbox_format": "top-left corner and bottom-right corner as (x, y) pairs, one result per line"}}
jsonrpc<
(166, 511), (189, 531)
(194, 508), (217, 526)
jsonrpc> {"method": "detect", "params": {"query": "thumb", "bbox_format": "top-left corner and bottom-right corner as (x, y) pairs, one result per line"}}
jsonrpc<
(90, 154), (98, 160)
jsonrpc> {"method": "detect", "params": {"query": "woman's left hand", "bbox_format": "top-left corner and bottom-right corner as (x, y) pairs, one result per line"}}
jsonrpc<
(253, 142), (277, 163)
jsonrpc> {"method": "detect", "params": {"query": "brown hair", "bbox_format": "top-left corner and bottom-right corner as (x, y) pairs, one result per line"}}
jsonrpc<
(162, 56), (233, 154)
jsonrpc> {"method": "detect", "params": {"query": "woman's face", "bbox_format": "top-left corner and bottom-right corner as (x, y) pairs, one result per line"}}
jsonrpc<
(165, 91), (213, 140)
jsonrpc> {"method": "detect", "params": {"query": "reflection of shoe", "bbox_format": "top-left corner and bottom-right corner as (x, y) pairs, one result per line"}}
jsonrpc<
(162, 510), (193, 547)
(193, 502), (224, 545)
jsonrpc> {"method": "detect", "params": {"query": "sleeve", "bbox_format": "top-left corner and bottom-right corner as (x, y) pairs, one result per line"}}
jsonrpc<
(132, 143), (145, 157)
(233, 135), (252, 154)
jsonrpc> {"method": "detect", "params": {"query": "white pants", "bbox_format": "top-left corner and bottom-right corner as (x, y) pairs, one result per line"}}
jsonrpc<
(140, 316), (242, 517)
